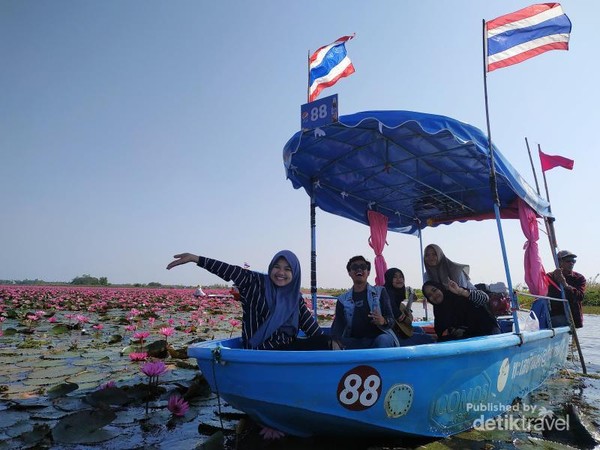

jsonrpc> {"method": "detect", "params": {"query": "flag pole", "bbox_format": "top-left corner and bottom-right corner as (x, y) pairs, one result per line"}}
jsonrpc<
(306, 49), (318, 319)
(525, 138), (556, 251)
(525, 137), (541, 193)
(538, 145), (586, 373)
(307, 50), (311, 103)
(538, 144), (558, 251)
(482, 19), (520, 334)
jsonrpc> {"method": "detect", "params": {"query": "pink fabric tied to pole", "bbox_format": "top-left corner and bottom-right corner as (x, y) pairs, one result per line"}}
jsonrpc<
(518, 199), (547, 295)
(367, 210), (389, 286)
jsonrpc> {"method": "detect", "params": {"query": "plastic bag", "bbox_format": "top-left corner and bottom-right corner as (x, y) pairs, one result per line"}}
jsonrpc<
(512, 310), (540, 332)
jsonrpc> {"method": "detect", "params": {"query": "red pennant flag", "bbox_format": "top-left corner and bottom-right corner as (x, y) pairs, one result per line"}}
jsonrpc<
(539, 149), (574, 172)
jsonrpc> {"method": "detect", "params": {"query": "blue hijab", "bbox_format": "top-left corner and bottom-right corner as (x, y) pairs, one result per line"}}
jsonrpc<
(248, 250), (302, 348)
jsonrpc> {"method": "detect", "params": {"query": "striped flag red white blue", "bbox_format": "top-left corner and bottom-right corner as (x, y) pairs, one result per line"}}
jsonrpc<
(486, 3), (571, 72)
(308, 34), (355, 102)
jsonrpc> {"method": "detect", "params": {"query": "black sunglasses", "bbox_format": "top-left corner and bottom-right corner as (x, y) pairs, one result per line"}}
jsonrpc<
(350, 263), (368, 272)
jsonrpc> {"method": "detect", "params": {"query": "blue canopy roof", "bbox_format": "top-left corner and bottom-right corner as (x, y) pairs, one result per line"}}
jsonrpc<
(283, 110), (551, 235)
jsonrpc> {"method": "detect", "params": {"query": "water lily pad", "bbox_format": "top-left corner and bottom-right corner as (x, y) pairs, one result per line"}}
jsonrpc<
(85, 387), (131, 407)
(0, 410), (30, 427)
(30, 406), (70, 420)
(52, 396), (88, 412)
(41, 351), (82, 360)
(80, 349), (115, 360)
(23, 377), (62, 387)
(27, 366), (83, 380)
(120, 345), (136, 356)
(15, 357), (63, 369)
(19, 423), (52, 446)
(50, 324), (70, 335)
(47, 382), (79, 399)
(66, 370), (106, 385)
(111, 407), (144, 425)
(3, 384), (39, 396)
(52, 408), (117, 444)
(5, 419), (34, 438)
(108, 334), (123, 344)
(167, 408), (198, 424)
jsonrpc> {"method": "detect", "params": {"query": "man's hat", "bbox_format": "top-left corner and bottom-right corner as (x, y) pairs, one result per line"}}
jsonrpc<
(557, 250), (577, 260)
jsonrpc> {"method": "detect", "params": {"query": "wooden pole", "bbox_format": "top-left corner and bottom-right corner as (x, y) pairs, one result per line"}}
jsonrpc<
(538, 145), (586, 373)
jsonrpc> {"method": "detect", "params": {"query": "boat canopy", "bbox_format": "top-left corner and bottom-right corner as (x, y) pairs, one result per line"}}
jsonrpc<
(283, 110), (551, 235)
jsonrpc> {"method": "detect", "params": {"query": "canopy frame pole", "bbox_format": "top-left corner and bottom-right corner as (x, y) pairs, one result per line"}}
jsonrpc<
(417, 225), (428, 320)
(482, 19), (520, 333)
(310, 180), (318, 320)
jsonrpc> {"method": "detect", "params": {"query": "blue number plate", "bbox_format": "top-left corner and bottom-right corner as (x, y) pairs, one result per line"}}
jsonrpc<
(301, 94), (338, 130)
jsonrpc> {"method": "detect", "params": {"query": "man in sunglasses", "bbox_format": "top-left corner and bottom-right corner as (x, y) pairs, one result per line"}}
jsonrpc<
(330, 256), (398, 349)
(546, 250), (586, 328)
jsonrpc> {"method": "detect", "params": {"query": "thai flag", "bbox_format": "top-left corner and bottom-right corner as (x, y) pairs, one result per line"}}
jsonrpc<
(308, 34), (355, 102)
(486, 3), (571, 72)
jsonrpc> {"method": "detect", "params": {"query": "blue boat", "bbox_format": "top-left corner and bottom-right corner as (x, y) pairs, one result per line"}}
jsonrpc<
(188, 111), (571, 438)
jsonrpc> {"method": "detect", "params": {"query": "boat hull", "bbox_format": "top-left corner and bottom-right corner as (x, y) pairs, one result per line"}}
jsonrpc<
(188, 327), (570, 437)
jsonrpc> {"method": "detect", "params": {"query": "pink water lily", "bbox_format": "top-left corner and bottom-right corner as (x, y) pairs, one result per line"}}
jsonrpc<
(133, 331), (150, 340)
(259, 425), (285, 440)
(129, 352), (148, 361)
(141, 360), (167, 386)
(159, 327), (175, 337)
(167, 394), (189, 416)
(75, 314), (90, 323)
(99, 380), (116, 390)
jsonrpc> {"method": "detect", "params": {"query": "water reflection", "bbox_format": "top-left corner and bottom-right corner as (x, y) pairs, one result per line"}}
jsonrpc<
(569, 313), (600, 374)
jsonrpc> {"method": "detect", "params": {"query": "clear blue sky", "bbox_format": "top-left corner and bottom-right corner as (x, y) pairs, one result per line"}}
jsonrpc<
(1, 1), (597, 290)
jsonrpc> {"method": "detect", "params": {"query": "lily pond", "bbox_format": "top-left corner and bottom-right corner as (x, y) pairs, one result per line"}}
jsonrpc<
(1, 285), (599, 450)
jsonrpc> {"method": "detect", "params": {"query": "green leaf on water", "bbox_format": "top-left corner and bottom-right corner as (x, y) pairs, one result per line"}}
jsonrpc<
(86, 386), (131, 406)
(50, 324), (70, 335)
(52, 408), (117, 444)
(47, 382), (79, 399)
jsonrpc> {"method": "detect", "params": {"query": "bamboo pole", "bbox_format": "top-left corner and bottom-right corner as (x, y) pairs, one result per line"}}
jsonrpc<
(536, 144), (586, 373)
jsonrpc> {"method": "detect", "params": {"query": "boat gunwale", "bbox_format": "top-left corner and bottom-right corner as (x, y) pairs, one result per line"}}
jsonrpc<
(188, 326), (571, 365)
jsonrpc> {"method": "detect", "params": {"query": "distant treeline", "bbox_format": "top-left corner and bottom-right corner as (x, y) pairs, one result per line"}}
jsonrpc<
(0, 275), (229, 290)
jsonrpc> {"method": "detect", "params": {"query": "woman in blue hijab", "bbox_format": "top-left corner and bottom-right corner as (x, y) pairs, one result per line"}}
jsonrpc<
(167, 250), (331, 350)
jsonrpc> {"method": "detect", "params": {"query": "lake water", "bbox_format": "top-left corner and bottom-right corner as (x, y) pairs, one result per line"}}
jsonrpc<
(2, 302), (598, 449)
(568, 313), (600, 374)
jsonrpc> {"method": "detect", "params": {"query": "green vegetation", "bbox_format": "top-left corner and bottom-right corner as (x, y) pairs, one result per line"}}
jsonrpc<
(515, 277), (600, 314)
(71, 274), (108, 286)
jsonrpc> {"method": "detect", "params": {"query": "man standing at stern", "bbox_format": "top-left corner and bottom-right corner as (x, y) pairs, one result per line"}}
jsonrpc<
(546, 250), (586, 328)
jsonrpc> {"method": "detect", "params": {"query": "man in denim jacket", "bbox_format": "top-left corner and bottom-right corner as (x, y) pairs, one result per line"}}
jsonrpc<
(331, 256), (399, 349)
